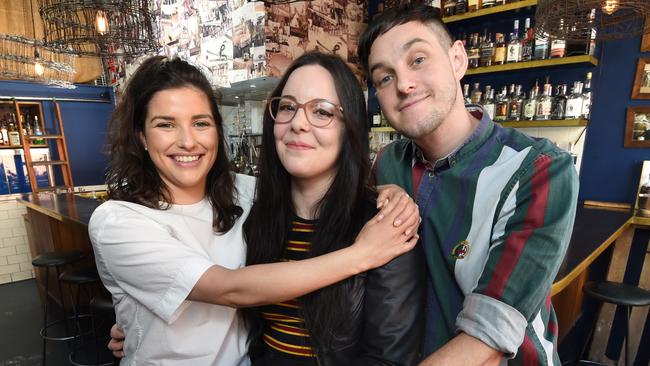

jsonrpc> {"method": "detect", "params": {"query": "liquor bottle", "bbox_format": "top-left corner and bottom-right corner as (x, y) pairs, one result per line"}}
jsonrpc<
(0, 117), (7, 145)
(470, 82), (482, 104)
(493, 33), (506, 65)
(521, 18), (534, 62)
(468, 0), (479, 12)
(372, 111), (382, 127)
(550, 20), (566, 58)
(522, 84), (538, 121)
(507, 85), (524, 121)
(494, 86), (510, 122)
(534, 82), (553, 121)
(551, 84), (568, 120)
(482, 88), (496, 120)
(8, 114), (21, 146)
(587, 9), (597, 56)
(34, 116), (45, 145)
(479, 31), (494, 67)
(455, 0), (467, 14)
(495, 0), (505, 5)
(20, 115), (27, 136)
(468, 33), (481, 68)
(481, 0), (495, 7)
(534, 31), (549, 60)
(463, 84), (471, 105)
(506, 20), (521, 63)
(581, 72), (592, 119)
(565, 81), (584, 119)
(26, 114), (34, 136)
(444, 0), (456, 16)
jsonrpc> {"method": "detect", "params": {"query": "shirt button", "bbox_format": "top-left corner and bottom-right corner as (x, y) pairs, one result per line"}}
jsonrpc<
(428, 171), (434, 177)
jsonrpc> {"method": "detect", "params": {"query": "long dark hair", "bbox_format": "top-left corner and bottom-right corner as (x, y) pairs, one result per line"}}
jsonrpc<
(243, 52), (371, 351)
(105, 56), (242, 233)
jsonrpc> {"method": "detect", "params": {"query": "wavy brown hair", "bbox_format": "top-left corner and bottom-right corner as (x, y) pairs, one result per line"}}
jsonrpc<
(105, 56), (242, 233)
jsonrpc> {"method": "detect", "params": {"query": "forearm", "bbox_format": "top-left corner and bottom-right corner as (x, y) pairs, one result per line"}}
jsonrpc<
(189, 245), (366, 307)
(419, 333), (502, 366)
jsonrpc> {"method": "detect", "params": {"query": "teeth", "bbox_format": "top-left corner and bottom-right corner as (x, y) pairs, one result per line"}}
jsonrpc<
(174, 155), (199, 162)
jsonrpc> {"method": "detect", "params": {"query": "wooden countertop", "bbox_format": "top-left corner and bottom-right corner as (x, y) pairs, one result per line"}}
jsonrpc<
(17, 192), (104, 226)
(552, 204), (633, 295)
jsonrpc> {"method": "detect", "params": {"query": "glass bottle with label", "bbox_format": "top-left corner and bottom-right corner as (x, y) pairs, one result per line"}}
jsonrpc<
(481, 0), (495, 8)
(534, 83), (553, 121)
(506, 20), (521, 63)
(522, 84), (538, 121)
(520, 18), (534, 62)
(467, 33), (480, 69)
(565, 81), (584, 119)
(534, 31), (549, 60)
(493, 33), (506, 65)
(494, 86), (510, 122)
(455, 0), (467, 14)
(581, 72), (592, 119)
(479, 31), (494, 67)
(468, 0), (479, 12)
(0, 117), (7, 145)
(444, 0), (456, 17)
(482, 88), (496, 120)
(550, 19), (566, 58)
(507, 85), (524, 121)
(8, 114), (21, 146)
(470, 82), (482, 104)
(551, 84), (568, 120)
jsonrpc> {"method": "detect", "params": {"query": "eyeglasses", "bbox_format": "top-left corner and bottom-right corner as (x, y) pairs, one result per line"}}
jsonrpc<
(268, 96), (343, 128)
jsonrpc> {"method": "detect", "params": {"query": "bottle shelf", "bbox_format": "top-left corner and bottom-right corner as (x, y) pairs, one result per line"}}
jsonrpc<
(499, 118), (588, 128)
(370, 127), (397, 132)
(465, 55), (598, 76)
(0, 144), (49, 149)
(443, 0), (538, 23)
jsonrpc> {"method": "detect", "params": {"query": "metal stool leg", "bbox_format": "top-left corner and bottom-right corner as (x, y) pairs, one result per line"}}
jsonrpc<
(41, 266), (50, 366)
(625, 306), (630, 366)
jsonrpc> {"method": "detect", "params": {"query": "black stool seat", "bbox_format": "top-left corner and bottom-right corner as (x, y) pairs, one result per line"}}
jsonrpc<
(32, 250), (85, 267)
(584, 281), (650, 307)
(60, 267), (101, 285)
(90, 295), (114, 313)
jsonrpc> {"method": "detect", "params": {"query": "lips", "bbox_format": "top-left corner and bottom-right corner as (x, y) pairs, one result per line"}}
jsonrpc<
(399, 94), (430, 111)
(286, 141), (313, 150)
(171, 155), (202, 163)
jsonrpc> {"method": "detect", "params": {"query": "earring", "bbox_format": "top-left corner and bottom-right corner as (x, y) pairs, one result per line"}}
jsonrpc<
(143, 143), (148, 151)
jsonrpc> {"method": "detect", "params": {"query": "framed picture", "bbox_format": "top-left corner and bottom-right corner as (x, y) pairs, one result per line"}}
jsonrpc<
(624, 107), (650, 147)
(642, 18), (650, 52)
(631, 58), (650, 99)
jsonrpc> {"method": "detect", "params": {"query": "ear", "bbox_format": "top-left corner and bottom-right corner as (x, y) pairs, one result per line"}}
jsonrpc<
(448, 40), (468, 82)
(139, 132), (147, 151)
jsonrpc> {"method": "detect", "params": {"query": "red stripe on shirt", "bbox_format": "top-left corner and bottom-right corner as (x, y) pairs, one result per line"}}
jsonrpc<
(521, 334), (539, 366)
(485, 156), (551, 298)
(412, 161), (427, 200)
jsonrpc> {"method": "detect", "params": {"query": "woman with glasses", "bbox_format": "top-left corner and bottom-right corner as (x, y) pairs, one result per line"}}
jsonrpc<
(242, 52), (424, 365)
(90, 56), (420, 365)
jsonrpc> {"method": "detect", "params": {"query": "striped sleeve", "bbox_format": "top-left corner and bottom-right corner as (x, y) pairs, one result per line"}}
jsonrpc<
(456, 150), (579, 356)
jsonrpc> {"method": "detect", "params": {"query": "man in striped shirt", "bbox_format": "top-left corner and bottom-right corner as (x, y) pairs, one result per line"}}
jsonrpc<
(358, 3), (579, 366)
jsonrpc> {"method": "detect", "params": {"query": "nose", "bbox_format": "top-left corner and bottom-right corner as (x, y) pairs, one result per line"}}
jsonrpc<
(395, 69), (417, 95)
(176, 125), (197, 149)
(289, 106), (311, 132)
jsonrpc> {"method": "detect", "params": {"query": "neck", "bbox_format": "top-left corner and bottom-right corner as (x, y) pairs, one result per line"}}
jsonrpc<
(291, 175), (334, 220)
(170, 188), (206, 205)
(415, 99), (480, 163)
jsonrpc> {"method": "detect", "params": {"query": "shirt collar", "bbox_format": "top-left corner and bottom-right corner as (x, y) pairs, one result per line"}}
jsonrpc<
(412, 106), (494, 172)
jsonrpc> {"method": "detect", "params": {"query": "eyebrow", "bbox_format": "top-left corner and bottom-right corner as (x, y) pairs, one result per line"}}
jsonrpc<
(149, 114), (214, 122)
(369, 38), (430, 75)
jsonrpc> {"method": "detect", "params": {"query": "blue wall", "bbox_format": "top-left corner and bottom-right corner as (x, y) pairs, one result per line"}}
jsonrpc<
(0, 80), (114, 188)
(579, 35), (650, 204)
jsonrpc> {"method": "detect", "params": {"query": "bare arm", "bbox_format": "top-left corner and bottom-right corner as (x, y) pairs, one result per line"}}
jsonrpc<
(419, 333), (502, 366)
(189, 194), (420, 307)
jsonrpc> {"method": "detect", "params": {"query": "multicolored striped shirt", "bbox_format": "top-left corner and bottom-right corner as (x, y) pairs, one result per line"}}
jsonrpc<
(373, 107), (579, 365)
(259, 218), (318, 363)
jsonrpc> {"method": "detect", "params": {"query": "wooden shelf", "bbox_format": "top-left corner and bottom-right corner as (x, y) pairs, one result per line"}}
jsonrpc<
(0, 144), (49, 149)
(500, 119), (588, 128)
(443, 0), (537, 23)
(465, 55), (598, 76)
(370, 127), (397, 132)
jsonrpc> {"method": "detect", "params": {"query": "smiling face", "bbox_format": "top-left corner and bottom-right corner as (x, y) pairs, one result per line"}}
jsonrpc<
(273, 64), (344, 187)
(141, 86), (218, 204)
(368, 21), (460, 139)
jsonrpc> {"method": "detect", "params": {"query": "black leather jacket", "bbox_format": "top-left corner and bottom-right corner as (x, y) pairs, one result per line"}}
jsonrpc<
(250, 195), (425, 366)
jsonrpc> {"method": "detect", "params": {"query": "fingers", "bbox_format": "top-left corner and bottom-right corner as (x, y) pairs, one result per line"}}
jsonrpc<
(110, 323), (124, 339)
(376, 193), (409, 222)
(108, 338), (125, 358)
(375, 184), (398, 209)
(402, 214), (421, 237)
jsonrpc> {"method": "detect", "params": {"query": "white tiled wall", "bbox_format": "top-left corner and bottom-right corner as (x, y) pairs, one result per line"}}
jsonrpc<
(0, 199), (34, 284)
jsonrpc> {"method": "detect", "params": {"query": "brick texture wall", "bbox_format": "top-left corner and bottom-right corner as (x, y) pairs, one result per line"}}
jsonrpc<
(0, 200), (34, 284)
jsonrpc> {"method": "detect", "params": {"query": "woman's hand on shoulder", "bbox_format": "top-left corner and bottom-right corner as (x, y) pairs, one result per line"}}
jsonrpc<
(353, 192), (421, 271)
(108, 323), (125, 358)
(376, 184), (419, 231)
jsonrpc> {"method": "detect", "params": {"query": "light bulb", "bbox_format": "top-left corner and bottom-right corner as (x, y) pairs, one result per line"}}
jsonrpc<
(35, 61), (44, 76)
(602, 0), (619, 15)
(95, 10), (109, 35)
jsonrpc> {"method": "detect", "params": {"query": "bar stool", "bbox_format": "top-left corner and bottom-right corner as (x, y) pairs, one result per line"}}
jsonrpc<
(31, 250), (85, 366)
(582, 281), (650, 366)
(59, 266), (113, 366)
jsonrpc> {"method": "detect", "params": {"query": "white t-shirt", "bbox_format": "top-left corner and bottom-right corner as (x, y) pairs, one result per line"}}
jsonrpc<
(89, 174), (256, 366)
